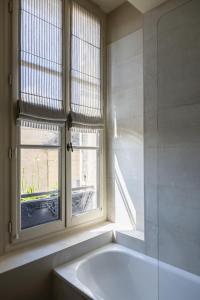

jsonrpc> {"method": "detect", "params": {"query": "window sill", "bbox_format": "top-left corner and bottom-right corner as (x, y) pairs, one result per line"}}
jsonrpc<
(115, 229), (144, 241)
(114, 227), (145, 254)
(0, 222), (114, 274)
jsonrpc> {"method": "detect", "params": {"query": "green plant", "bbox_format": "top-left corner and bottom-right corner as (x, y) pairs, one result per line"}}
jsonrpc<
(26, 184), (35, 194)
(21, 193), (50, 202)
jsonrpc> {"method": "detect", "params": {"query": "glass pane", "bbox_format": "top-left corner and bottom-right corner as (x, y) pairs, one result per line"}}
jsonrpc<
(20, 148), (60, 229)
(71, 149), (99, 215)
(71, 131), (99, 147)
(21, 126), (60, 146)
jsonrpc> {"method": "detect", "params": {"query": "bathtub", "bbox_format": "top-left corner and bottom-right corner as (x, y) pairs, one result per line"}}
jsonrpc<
(54, 243), (200, 300)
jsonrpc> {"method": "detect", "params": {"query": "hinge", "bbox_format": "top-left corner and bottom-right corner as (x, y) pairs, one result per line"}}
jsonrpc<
(8, 148), (13, 160)
(8, 73), (12, 86)
(8, 0), (13, 14)
(8, 221), (12, 234)
(67, 142), (74, 152)
(8, 147), (16, 160)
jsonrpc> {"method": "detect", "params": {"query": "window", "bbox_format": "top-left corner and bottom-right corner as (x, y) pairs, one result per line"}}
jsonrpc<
(10, 0), (105, 242)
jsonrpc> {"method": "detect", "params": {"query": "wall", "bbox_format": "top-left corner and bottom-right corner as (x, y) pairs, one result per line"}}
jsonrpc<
(144, 0), (200, 275)
(0, 0), (11, 256)
(107, 0), (200, 276)
(106, 2), (144, 231)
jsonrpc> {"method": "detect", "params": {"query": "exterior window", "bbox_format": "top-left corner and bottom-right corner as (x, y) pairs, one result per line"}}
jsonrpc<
(20, 126), (61, 229)
(11, 0), (104, 242)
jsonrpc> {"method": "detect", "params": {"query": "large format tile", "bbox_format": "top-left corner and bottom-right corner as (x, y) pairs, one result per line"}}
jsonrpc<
(109, 55), (143, 91)
(158, 227), (200, 276)
(158, 104), (200, 146)
(107, 18), (144, 235)
(158, 0), (200, 109)
(144, 147), (158, 186)
(144, 0), (200, 277)
(158, 144), (200, 188)
(158, 185), (200, 210)
(108, 86), (143, 118)
(144, 111), (158, 147)
(158, 196), (200, 239)
(107, 29), (143, 64)
(145, 221), (158, 259)
(145, 182), (158, 225)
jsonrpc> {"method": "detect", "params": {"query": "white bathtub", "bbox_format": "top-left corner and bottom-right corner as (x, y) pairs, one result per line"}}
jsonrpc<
(54, 243), (200, 300)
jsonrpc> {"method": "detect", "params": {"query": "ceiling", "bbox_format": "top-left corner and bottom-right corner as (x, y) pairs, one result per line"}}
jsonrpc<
(91, 0), (125, 13)
(91, 0), (168, 13)
(127, 0), (168, 13)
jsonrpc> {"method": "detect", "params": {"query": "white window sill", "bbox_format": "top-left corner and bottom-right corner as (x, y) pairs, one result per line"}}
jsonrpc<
(114, 227), (145, 254)
(0, 222), (114, 274)
(115, 229), (144, 241)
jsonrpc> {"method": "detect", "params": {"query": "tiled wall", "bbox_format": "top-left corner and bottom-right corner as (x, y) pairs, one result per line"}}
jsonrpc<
(107, 3), (144, 231)
(107, 0), (200, 276)
(144, 0), (200, 275)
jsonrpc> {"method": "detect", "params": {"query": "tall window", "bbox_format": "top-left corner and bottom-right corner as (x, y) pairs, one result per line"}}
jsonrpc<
(12, 0), (104, 241)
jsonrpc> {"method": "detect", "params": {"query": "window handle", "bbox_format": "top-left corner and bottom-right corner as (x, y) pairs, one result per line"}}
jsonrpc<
(67, 142), (73, 152)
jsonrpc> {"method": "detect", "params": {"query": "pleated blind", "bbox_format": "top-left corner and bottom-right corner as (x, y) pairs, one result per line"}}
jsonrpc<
(69, 1), (103, 131)
(18, 0), (65, 126)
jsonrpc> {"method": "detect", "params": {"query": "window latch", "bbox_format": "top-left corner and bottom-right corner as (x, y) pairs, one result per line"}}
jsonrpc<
(67, 142), (73, 152)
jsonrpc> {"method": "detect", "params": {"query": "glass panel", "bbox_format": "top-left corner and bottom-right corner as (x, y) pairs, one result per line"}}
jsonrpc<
(71, 149), (99, 215)
(20, 148), (60, 229)
(71, 131), (99, 147)
(21, 126), (60, 146)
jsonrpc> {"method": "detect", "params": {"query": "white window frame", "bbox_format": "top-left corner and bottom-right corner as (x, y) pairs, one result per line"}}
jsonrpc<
(9, 0), (106, 246)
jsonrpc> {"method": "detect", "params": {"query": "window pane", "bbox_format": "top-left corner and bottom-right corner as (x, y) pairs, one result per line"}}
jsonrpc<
(72, 149), (99, 215)
(71, 131), (99, 147)
(21, 126), (60, 146)
(20, 148), (60, 229)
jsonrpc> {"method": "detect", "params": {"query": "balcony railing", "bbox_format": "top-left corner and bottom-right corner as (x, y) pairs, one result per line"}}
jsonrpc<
(21, 187), (95, 229)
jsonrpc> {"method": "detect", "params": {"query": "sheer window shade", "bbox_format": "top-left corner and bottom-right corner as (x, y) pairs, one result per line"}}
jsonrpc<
(69, 2), (103, 131)
(18, 0), (66, 126)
